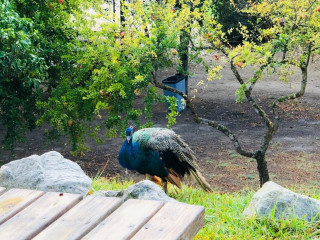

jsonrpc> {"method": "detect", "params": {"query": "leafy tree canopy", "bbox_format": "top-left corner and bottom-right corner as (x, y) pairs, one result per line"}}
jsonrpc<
(0, 0), (46, 149)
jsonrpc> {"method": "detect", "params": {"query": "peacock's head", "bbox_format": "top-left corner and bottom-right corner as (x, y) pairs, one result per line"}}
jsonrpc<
(125, 127), (133, 143)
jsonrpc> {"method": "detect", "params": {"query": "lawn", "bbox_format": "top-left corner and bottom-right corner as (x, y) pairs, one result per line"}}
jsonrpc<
(91, 177), (320, 239)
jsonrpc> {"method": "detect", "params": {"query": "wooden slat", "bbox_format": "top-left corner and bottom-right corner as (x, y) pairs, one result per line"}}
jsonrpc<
(33, 196), (123, 240)
(0, 188), (44, 225)
(0, 192), (82, 240)
(0, 187), (6, 196)
(83, 199), (164, 240)
(131, 202), (205, 240)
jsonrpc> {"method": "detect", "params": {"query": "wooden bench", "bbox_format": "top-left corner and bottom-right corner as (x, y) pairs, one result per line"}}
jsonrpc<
(0, 187), (204, 240)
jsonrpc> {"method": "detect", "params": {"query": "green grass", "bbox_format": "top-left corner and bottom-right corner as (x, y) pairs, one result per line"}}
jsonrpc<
(90, 176), (134, 193)
(91, 178), (320, 239)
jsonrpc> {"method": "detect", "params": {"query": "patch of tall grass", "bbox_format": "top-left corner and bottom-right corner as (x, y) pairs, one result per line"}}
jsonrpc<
(91, 178), (320, 239)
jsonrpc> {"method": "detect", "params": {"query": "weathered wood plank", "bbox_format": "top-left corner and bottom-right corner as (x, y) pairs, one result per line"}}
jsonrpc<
(131, 202), (205, 240)
(83, 199), (164, 240)
(33, 196), (123, 240)
(0, 188), (45, 225)
(0, 187), (6, 196)
(0, 192), (82, 240)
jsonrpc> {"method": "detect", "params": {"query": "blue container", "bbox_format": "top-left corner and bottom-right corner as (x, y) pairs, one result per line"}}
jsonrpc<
(162, 74), (186, 112)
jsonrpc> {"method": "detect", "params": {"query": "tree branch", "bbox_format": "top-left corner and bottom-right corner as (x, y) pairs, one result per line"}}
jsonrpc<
(151, 72), (254, 157)
(271, 44), (311, 121)
(248, 52), (277, 92)
(229, 54), (281, 156)
(230, 57), (274, 130)
(198, 117), (255, 158)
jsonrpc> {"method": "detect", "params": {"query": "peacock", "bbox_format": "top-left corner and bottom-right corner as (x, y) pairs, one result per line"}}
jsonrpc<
(117, 127), (212, 192)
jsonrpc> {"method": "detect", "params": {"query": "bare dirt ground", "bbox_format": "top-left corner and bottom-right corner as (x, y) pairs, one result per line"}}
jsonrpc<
(1, 57), (320, 193)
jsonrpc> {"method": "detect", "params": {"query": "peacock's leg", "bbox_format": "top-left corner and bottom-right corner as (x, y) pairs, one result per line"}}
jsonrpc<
(163, 181), (168, 193)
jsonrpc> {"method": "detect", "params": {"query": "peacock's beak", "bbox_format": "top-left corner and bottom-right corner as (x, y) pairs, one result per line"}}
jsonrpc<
(126, 136), (131, 143)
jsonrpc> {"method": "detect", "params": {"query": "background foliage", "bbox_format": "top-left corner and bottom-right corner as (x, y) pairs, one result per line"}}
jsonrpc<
(1, 0), (99, 151)
(37, 0), (185, 154)
(1, 0), (320, 156)
(0, 0), (46, 150)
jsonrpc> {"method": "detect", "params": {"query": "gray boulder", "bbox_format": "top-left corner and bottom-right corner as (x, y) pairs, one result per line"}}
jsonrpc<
(0, 151), (92, 196)
(95, 180), (176, 202)
(243, 181), (320, 221)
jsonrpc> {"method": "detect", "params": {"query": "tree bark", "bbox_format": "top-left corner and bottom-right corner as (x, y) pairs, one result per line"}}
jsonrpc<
(152, 43), (312, 188)
(255, 151), (270, 187)
(112, 0), (116, 22)
(178, 30), (189, 96)
(120, 0), (125, 28)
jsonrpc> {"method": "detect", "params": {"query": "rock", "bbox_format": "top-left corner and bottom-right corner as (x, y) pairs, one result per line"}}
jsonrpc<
(0, 151), (92, 196)
(243, 181), (320, 221)
(124, 180), (177, 202)
(95, 190), (124, 198)
(95, 180), (176, 202)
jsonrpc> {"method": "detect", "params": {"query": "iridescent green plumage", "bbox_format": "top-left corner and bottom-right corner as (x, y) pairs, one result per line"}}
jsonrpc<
(118, 127), (212, 192)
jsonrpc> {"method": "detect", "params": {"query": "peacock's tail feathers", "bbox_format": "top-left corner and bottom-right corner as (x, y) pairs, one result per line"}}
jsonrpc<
(165, 168), (182, 189)
(174, 135), (199, 167)
(190, 169), (213, 192)
(132, 127), (212, 192)
(133, 128), (198, 167)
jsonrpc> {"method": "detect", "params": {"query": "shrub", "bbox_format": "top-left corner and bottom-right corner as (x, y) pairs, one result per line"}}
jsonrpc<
(0, 0), (46, 150)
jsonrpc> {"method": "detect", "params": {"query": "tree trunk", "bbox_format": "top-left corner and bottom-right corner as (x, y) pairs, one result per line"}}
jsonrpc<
(255, 151), (270, 187)
(178, 30), (189, 96)
(120, 0), (125, 28)
(112, 0), (116, 22)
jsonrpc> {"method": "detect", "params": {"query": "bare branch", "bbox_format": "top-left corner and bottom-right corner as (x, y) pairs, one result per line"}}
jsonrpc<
(228, 54), (281, 156)
(304, 43), (312, 68)
(199, 117), (255, 158)
(272, 67), (308, 121)
(272, 44), (311, 121)
(230, 57), (274, 129)
(151, 72), (254, 157)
